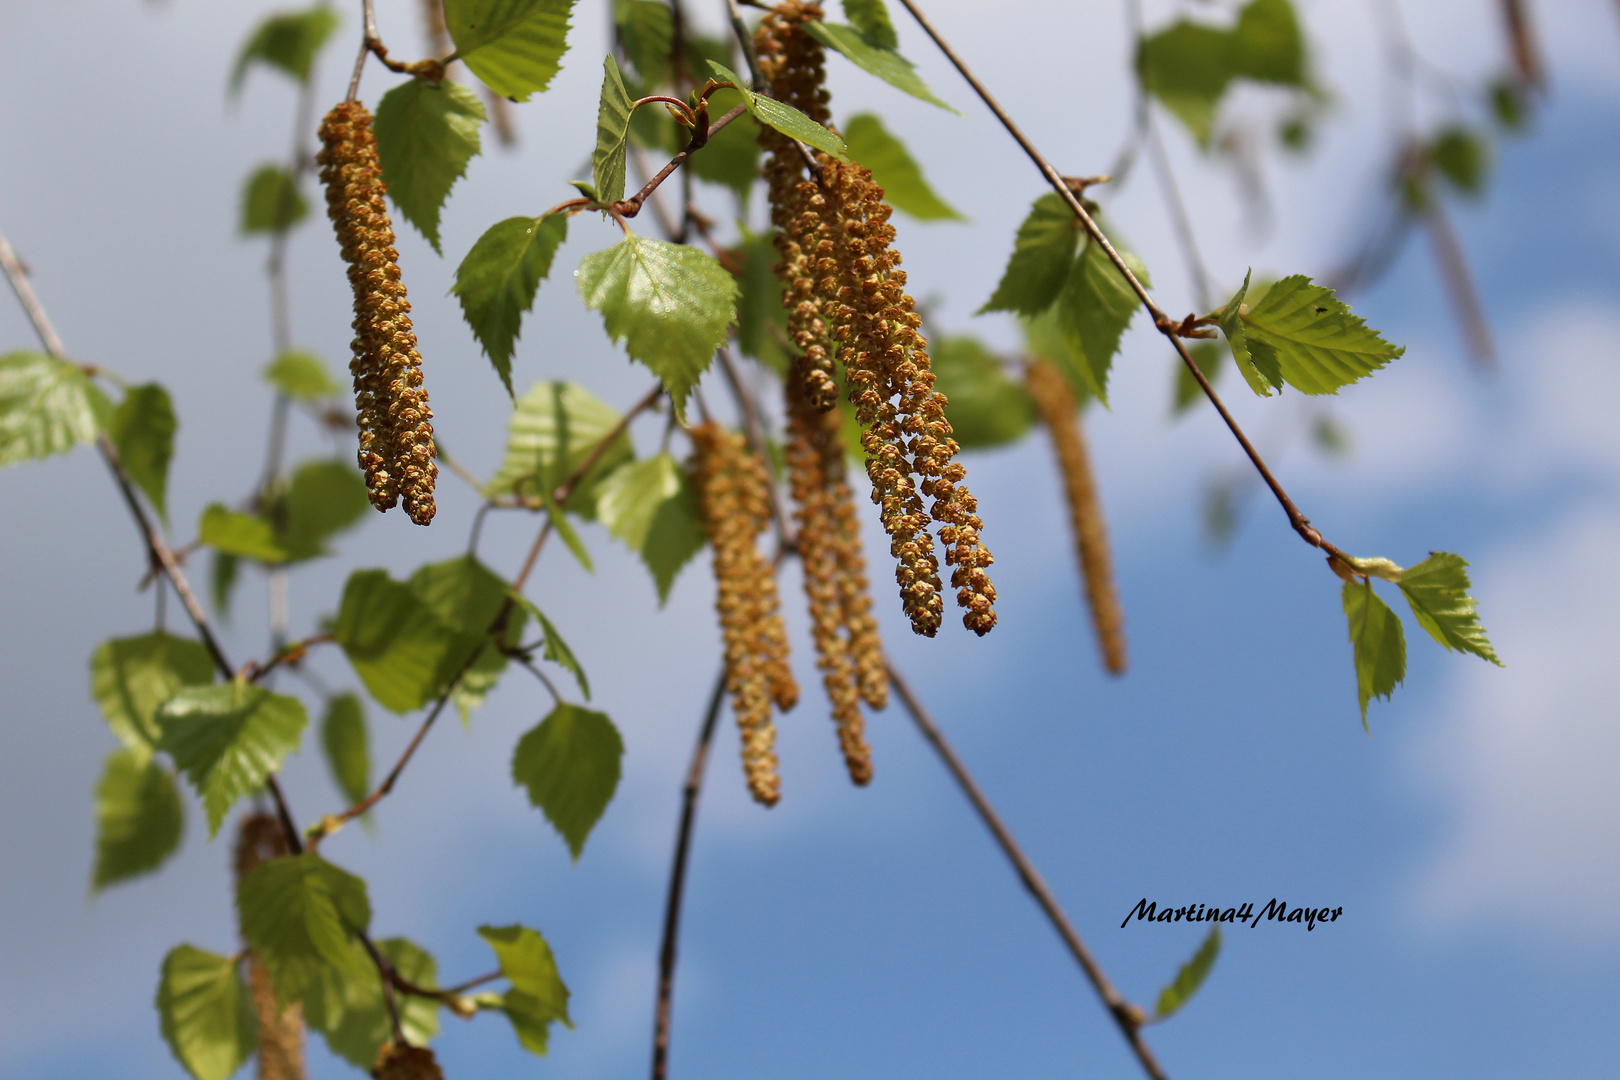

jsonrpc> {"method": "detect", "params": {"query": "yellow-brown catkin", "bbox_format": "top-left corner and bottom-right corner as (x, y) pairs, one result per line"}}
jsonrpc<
(690, 424), (798, 806)
(371, 1042), (444, 1080)
(317, 101), (438, 526)
(1025, 360), (1127, 674)
(235, 814), (305, 1080)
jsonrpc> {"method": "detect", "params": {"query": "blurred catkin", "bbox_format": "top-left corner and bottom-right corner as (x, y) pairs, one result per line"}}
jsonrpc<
(690, 423), (797, 805)
(317, 101), (438, 525)
(234, 814), (305, 1080)
(1025, 359), (1127, 674)
(372, 1043), (444, 1080)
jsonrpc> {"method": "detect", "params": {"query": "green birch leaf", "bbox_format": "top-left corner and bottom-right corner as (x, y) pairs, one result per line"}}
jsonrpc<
(0, 350), (112, 468)
(801, 22), (957, 113)
(1397, 552), (1501, 665)
(842, 0), (898, 50)
(198, 503), (292, 564)
(238, 853), (373, 1007)
(263, 349), (341, 400)
(107, 383), (175, 522)
(593, 453), (705, 602)
(484, 380), (634, 510)
(1430, 127), (1489, 196)
(929, 336), (1036, 448)
(1173, 341), (1227, 414)
(374, 79), (485, 254)
(1021, 304), (1092, 405)
(688, 93), (762, 202)
(320, 694), (370, 808)
(479, 924), (571, 1053)
(1055, 241), (1147, 405)
(1154, 925), (1222, 1019)
(576, 236), (737, 419)
(239, 164), (309, 235)
(511, 704), (623, 859)
(1239, 275), (1403, 395)
(979, 194), (1079, 316)
(92, 749), (185, 891)
(706, 61), (849, 158)
(539, 485), (594, 572)
(272, 458), (370, 561)
(1217, 271), (1281, 395)
(410, 553), (511, 634)
(453, 213), (570, 393)
(230, 7), (340, 93)
(211, 552), (240, 618)
(90, 632), (217, 754)
(333, 569), (467, 714)
(156, 945), (257, 1080)
(614, 0), (673, 87)
(843, 113), (963, 222)
(1343, 581), (1406, 728)
(1136, 22), (1234, 146)
(318, 938), (440, 1068)
(1230, 0), (1306, 85)
(157, 682), (308, 835)
(443, 0), (576, 102)
(592, 56), (635, 205)
(508, 592), (591, 699)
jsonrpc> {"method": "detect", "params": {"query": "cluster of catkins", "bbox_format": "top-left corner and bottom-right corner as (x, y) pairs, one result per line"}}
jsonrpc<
(757, 1), (998, 640)
(235, 814), (306, 1080)
(317, 101), (438, 526)
(689, 423), (798, 806)
(1024, 360), (1127, 674)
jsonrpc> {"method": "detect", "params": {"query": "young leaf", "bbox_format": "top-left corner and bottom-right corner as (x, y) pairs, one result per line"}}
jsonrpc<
(229, 7), (340, 93)
(332, 569), (467, 714)
(1397, 552), (1501, 665)
(505, 591), (590, 699)
(842, 113), (963, 222)
(239, 164), (309, 235)
(89, 631), (216, 754)
(929, 336), (1036, 448)
(1230, 0), (1306, 86)
(1173, 341), (1227, 414)
(1216, 271), (1282, 396)
(511, 704), (623, 859)
(540, 486), (594, 572)
(979, 194), (1079, 316)
(0, 350), (112, 468)
(593, 453), (706, 603)
(156, 945), (257, 1080)
(1055, 242), (1146, 405)
(1429, 127), (1489, 196)
(1135, 22), (1235, 146)
(320, 694), (370, 808)
(614, 0), (674, 87)
(108, 383), (176, 521)
(238, 853), (373, 1006)
(443, 0), (576, 102)
(453, 213), (570, 393)
(484, 380), (634, 510)
(158, 682), (308, 835)
(273, 458), (371, 561)
(1238, 275), (1403, 395)
(576, 236), (738, 419)
(374, 79), (486, 254)
(1343, 581), (1407, 727)
(93, 749), (185, 891)
(198, 503), (293, 564)
(1154, 925), (1222, 1019)
(592, 55), (635, 205)
(478, 924), (571, 1054)
(842, 0), (898, 50)
(801, 22), (957, 113)
(706, 61), (850, 158)
(317, 938), (441, 1068)
(263, 349), (342, 400)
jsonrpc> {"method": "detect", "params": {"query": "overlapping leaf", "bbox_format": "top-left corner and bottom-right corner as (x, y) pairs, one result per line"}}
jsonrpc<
(1397, 553), (1500, 665)
(320, 694), (370, 808)
(443, 0), (576, 101)
(158, 682), (308, 834)
(90, 631), (216, 754)
(687, 92), (762, 201)
(980, 194), (1079, 316)
(1221, 273), (1402, 395)
(237, 853), (373, 1006)
(843, 113), (962, 222)
(108, 383), (176, 521)
(1343, 581), (1406, 727)
(929, 336), (1035, 448)
(706, 61), (848, 158)
(485, 380), (634, 511)
(1055, 242), (1147, 404)
(593, 453), (706, 602)
(802, 22), (956, 112)
(454, 213), (570, 393)
(317, 937), (441, 1068)
(478, 924), (571, 1054)
(332, 569), (466, 714)
(1216, 271), (1282, 395)
(592, 55), (635, 205)
(93, 749), (185, 891)
(156, 945), (257, 1080)
(374, 79), (485, 253)
(239, 164), (309, 235)
(0, 350), (112, 468)
(511, 704), (623, 859)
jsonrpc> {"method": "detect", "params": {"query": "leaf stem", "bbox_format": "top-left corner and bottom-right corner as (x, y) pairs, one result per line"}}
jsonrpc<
(611, 103), (748, 218)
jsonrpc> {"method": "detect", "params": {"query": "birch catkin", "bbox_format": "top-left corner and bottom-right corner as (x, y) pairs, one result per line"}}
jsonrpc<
(372, 1043), (443, 1080)
(234, 814), (306, 1080)
(1025, 359), (1127, 674)
(691, 423), (797, 806)
(317, 101), (438, 525)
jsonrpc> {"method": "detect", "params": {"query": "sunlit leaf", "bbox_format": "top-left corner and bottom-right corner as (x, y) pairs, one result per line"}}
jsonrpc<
(0, 350), (112, 468)
(478, 924), (570, 1054)
(593, 453), (705, 602)
(237, 853), (373, 1007)
(320, 694), (370, 809)
(802, 22), (957, 113)
(333, 569), (466, 714)
(1397, 552), (1501, 665)
(1343, 580), (1406, 728)
(230, 7), (340, 93)
(842, 0), (898, 50)
(374, 79), (485, 253)
(198, 503), (293, 564)
(707, 60), (849, 158)
(108, 383), (175, 521)
(1055, 242), (1147, 405)
(1237, 274), (1403, 395)
(979, 194), (1078, 316)
(156, 945), (257, 1080)
(1154, 925), (1221, 1018)
(263, 349), (342, 400)
(93, 749), (184, 891)
(511, 704), (622, 859)
(453, 213), (569, 393)
(484, 380), (634, 512)
(843, 113), (962, 222)
(158, 682), (308, 835)
(239, 164), (309, 235)
(317, 938), (440, 1068)
(614, 0), (673, 87)
(90, 632), (217, 754)
(443, 0), (576, 102)
(592, 55), (635, 205)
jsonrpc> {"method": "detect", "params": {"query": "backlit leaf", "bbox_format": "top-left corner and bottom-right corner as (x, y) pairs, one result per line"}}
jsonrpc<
(198, 503), (293, 564)
(929, 336), (1035, 448)
(237, 853), (373, 1006)
(92, 749), (184, 891)
(592, 55), (635, 205)
(1154, 925), (1221, 1019)
(802, 22), (957, 113)
(156, 945), (257, 1080)
(478, 924), (571, 1054)
(317, 938), (440, 1068)
(320, 694), (370, 808)
(576, 236), (737, 420)
(843, 113), (963, 222)
(1216, 271), (1281, 396)
(374, 79), (485, 253)
(614, 0), (673, 87)
(1136, 22), (1233, 145)
(842, 0), (898, 50)
(593, 453), (705, 602)
(108, 383), (175, 521)
(1055, 241), (1147, 405)
(707, 61), (849, 158)
(1238, 274), (1403, 395)
(979, 194), (1079, 316)
(444, 0), (576, 102)
(484, 380), (634, 511)
(90, 632), (217, 754)
(1397, 552), (1501, 665)
(333, 569), (466, 714)
(230, 7), (340, 93)
(511, 704), (623, 859)
(263, 349), (341, 400)
(239, 164), (309, 235)
(158, 682), (308, 835)
(1230, 0), (1306, 85)
(271, 458), (370, 561)
(0, 350), (112, 467)
(453, 213), (570, 393)
(1343, 581), (1406, 727)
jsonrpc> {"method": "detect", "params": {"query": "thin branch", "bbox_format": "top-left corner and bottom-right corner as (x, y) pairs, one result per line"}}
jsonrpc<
(1421, 198), (1497, 370)
(885, 662), (1167, 1080)
(513, 654), (565, 706)
(1144, 115), (1214, 311)
(358, 931), (405, 1042)
(893, 0), (1357, 573)
(613, 103), (749, 218)
(651, 667), (728, 1080)
(725, 0), (766, 89)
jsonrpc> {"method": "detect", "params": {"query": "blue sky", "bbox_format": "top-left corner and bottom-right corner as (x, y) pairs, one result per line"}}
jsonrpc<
(2, 0), (1618, 1077)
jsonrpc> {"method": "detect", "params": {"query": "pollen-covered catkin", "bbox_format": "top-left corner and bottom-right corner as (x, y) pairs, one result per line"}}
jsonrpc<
(235, 814), (306, 1080)
(317, 101), (438, 525)
(371, 1042), (444, 1080)
(690, 423), (797, 806)
(1025, 359), (1127, 674)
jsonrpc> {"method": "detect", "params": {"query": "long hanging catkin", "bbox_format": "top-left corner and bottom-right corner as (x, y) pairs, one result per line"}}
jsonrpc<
(317, 101), (438, 526)
(1025, 359), (1127, 674)
(235, 814), (306, 1080)
(690, 423), (798, 806)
